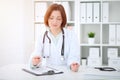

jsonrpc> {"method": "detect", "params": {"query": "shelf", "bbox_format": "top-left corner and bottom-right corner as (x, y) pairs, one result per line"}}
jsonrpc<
(80, 0), (101, 2)
(80, 22), (101, 25)
(80, 44), (101, 46)
(34, 22), (44, 24)
(34, 21), (75, 24)
(102, 44), (120, 46)
(102, 0), (120, 1)
(67, 21), (75, 24)
(34, 0), (75, 2)
(102, 22), (120, 24)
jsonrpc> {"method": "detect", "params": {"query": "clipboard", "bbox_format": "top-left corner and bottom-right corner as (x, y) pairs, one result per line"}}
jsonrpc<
(22, 66), (63, 76)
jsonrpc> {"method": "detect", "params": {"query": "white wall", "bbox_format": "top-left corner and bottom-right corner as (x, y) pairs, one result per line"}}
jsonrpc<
(23, 0), (34, 64)
(0, 0), (34, 66)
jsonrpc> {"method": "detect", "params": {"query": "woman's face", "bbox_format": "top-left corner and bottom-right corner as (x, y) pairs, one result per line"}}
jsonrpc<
(48, 10), (62, 30)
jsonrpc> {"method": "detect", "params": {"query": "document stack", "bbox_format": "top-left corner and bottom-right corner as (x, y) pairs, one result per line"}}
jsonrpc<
(87, 48), (101, 67)
(108, 48), (120, 68)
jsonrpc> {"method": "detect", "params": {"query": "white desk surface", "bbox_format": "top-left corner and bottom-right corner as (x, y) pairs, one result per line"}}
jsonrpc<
(0, 64), (120, 80)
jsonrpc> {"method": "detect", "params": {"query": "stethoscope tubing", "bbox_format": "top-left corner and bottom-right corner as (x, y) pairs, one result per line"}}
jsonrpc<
(42, 29), (65, 60)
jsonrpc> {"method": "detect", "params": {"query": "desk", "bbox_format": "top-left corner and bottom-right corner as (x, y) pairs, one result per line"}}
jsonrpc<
(0, 64), (120, 80)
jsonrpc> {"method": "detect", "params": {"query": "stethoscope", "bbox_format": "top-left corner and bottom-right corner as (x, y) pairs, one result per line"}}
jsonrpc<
(95, 67), (116, 71)
(42, 29), (65, 61)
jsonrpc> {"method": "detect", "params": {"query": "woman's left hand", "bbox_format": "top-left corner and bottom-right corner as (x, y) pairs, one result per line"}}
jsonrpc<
(70, 63), (79, 72)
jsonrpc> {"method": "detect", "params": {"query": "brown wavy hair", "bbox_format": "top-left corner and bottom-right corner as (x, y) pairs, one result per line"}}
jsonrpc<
(44, 3), (67, 28)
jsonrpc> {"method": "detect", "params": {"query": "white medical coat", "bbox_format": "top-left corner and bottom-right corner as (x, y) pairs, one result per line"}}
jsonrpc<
(29, 28), (80, 68)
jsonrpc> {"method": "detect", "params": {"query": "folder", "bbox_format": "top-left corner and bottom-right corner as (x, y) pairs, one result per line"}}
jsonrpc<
(116, 25), (120, 45)
(22, 66), (63, 76)
(93, 3), (100, 23)
(102, 2), (109, 22)
(61, 2), (71, 21)
(109, 25), (116, 44)
(86, 3), (93, 23)
(35, 2), (47, 22)
(80, 3), (86, 23)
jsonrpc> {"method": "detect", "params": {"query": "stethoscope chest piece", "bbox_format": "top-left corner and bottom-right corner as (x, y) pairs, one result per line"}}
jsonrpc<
(61, 56), (65, 61)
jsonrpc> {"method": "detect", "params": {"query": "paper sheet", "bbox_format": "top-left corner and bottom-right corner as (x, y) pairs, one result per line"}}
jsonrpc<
(22, 66), (63, 76)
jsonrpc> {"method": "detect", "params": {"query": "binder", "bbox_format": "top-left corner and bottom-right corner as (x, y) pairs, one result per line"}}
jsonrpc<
(80, 3), (86, 23)
(93, 3), (100, 23)
(116, 25), (120, 45)
(109, 25), (116, 44)
(102, 2), (109, 22)
(86, 3), (93, 23)
(61, 2), (71, 21)
(35, 2), (47, 22)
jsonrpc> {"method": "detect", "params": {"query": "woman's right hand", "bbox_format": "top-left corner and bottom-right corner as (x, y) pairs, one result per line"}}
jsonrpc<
(32, 56), (41, 66)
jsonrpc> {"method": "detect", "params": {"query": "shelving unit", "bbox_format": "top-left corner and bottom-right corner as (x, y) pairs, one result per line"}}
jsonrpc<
(79, 0), (120, 67)
(33, 0), (120, 67)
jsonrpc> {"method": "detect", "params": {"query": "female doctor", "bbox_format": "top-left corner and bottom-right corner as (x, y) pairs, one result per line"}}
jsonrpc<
(29, 3), (80, 72)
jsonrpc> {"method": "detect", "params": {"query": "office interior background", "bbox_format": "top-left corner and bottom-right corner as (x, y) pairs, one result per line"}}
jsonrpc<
(0, 0), (120, 67)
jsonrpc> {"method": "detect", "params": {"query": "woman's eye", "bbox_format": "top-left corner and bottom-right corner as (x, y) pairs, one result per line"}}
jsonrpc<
(49, 17), (53, 20)
(57, 19), (61, 20)
(57, 18), (62, 21)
